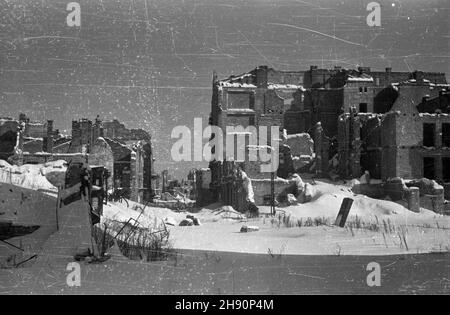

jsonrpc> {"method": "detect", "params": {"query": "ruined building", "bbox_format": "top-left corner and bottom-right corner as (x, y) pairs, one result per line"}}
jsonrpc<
(339, 75), (450, 201)
(0, 114), (63, 164)
(102, 119), (151, 142)
(0, 113), (156, 203)
(208, 65), (448, 209)
(20, 113), (56, 155)
(66, 116), (156, 202)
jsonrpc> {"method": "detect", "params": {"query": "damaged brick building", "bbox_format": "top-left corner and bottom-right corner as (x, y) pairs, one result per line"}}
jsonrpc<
(0, 114), (61, 164)
(0, 114), (156, 203)
(339, 74), (450, 201)
(208, 67), (310, 208)
(0, 118), (20, 161)
(59, 116), (156, 202)
(208, 65), (449, 209)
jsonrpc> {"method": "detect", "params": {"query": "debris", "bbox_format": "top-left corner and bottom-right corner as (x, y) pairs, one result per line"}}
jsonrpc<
(285, 133), (314, 156)
(360, 170), (371, 184)
(215, 205), (246, 220)
(288, 173), (305, 195)
(240, 225), (259, 232)
(247, 202), (259, 217)
(74, 248), (91, 261)
(179, 218), (194, 226)
(300, 183), (317, 203)
(241, 171), (255, 204)
(286, 193), (298, 205)
(163, 217), (177, 226)
(186, 215), (201, 226)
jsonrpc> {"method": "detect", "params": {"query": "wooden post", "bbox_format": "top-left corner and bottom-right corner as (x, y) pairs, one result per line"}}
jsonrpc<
(407, 187), (420, 213)
(335, 197), (353, 227)
(270, 171), (275, 216)
(55, 186), (61, 230)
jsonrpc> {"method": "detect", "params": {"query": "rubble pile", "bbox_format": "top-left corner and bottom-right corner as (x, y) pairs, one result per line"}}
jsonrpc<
(151, 191), (195, 210)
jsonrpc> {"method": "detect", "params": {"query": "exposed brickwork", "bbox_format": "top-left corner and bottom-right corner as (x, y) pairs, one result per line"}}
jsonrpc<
(211, 66), (448, 205)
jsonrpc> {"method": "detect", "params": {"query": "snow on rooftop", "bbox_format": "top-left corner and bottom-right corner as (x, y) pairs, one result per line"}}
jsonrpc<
(228, 73), (252, 81)
(419, 113), (450, 117)
(219, 82), (256, 88)
(218, 72), (256, 88)
(23, 136), (43, 142)
(226, 108), (255, 113)
(347, 75), (374, 82)
(392, 80), (449, 88)
(26, 122), (45, 127)
(0, 118), (18, 126)
(0, 159), (65, 191)
(267, 83), (305, 90)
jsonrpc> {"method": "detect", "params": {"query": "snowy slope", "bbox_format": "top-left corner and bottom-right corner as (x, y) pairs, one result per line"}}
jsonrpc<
(0, 183), (58, 263)
(0, 160), (67, 192)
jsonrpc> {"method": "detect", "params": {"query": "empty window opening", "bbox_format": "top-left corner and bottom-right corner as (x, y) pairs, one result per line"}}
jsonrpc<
(359, 103), (368, 113)
(443, 157), (450, 182)
(423, 157), (435, 180)
(359, 87), (363, 93)
(228, 91), (251, 109)
(443, 123), (450, 147)
(423, 123), (435, 147)
(364, 87), (368, 92)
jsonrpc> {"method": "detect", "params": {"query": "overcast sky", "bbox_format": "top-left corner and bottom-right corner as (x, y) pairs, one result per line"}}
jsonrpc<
(0, 0), (448, 178)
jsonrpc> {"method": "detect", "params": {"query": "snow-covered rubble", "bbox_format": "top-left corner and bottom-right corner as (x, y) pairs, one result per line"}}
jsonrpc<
(0, 160), (67, 192)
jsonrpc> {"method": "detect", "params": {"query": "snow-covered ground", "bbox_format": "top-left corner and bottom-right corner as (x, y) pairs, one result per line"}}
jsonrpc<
(0, 160), (66, 193)
(1, 159), (449, 260)
(273, 181), (445, 226)
(102, 180), (450, 256)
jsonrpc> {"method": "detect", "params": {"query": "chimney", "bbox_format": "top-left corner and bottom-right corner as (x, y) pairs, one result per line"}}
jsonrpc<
(358, 66), (371, 74)
(44, 120), (54, 153)
(256, 65), (268, 87)
(385, 67), (392, 84)
(212, 70), (218, 85)
(413, 71), (425, 83)
(19, 113), (28, 123)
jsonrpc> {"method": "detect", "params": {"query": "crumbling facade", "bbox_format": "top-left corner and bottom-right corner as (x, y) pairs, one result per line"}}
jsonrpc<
(338, 76), (450, 206)
(19, 113), (56, 154)
(69, 116), (156, 202)
(0, 114), (156, 203)
(0, 114), (61, 164)
(209, 65), (449, 209)
(102, 119), (151, 142)
(0, 118), (21, 161)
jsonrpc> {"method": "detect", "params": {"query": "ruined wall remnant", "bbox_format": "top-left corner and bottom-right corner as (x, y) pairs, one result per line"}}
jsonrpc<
(285, 133), (314, 157)
(89, 137), (114, 188)
(211, 66), (449, 205)
(102, 119), (151, 141)
(352, 177), (447, 215)
(0, 118), (21, 161)
(407, 187), (420, 213)
(130, 141), (147, 203)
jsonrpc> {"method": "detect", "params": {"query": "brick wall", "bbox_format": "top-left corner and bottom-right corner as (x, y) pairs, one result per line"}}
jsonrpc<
(89, 138), (114, 188)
